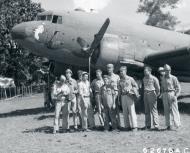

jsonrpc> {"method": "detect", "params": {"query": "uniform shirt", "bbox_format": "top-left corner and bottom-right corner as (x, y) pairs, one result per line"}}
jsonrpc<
(91, 78), (104, 94)
(65, 78), (78, 100)
(143, 75), (160, 95)
(118, 75), (138, 95)
(101, 84), (115, 108)
(161, 74), (181, 96)
(51, 81), (70, 101)
(78, 81), (91, 97)
(108, 73), (120, 93)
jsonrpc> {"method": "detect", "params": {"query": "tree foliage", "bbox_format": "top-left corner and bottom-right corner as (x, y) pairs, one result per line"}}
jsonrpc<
(137, 0), (180, 30)
(0, 0), (44, 85)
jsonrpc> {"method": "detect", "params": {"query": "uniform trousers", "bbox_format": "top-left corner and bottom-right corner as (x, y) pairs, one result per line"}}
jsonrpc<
(162, 91), (181, 127)
(70, 97), (78, 128)
(54, 99), (70, 131)
(95, 94), (104, 125)
(76, 95), (82, 127)
(80, 96), (95, 129)
(121, 95), (137, 128)
(102, 94), (117, 130)
(144, 91), (159, 128)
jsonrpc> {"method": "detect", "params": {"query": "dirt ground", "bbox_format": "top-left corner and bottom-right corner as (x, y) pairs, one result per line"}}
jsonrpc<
(0, 94), (190, 153)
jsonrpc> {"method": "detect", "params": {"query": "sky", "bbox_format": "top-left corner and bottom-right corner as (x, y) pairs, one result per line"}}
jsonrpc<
(32, 0), (190, 29)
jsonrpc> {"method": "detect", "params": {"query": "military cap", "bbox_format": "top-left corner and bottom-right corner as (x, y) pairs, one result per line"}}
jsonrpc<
(158, 67), (164, 72)
(107, 63), (114, 68)
(77, 70), (83, 75)
(103, 75), (109, 79)
(164, 64), (171, 71)
(65, 69), (72, 74)
(60, 75), (66, 82)
(120, 66), (127, 71)
(144, 66), (152, 72)
(82, 71), (89, 76)
(96, 69), (102, 73)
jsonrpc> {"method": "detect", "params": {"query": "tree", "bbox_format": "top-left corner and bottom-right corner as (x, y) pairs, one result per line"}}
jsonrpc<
(137, 0), (180, 30)
(0, 0), (44, 85)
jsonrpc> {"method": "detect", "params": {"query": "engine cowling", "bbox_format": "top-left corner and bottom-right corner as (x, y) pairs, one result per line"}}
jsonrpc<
(92, 34), (120, 69)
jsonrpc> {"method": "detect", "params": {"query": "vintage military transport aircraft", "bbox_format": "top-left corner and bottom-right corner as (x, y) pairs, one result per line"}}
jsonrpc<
(11, 10), (190, 82)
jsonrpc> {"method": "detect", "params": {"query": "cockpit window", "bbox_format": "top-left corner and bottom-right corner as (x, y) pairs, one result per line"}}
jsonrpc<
(37, 15), (52, 21)
(36, 14), (62, 24)
(37, 15), (46, 21)
(52, 15), (62, 24)
(47, 15), (52, 21)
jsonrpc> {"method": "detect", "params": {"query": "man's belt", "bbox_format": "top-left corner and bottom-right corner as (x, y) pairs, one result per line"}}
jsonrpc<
(95, 91), (101, 94)
(144, 90), (155, 93)
(84, 96), (90, 98)
(163, 90), (175, 93)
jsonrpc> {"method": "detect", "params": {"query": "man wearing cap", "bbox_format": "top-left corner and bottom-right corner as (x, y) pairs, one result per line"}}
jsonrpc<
(158, 67), (165, 110)
(101, 75), (118, 131)
(143, 66), (160, 130)
(106, 63), (121, 128)
(118, 66), (139, 131)
(79, 72), (95, 131)
(76, 70), (83, 128)
(52, 75), (70, 134)
(158, 67), (165, 82)
(161, 64), (181, 130)
(65, 69), (78, 130)
(91, 69), (104, 126)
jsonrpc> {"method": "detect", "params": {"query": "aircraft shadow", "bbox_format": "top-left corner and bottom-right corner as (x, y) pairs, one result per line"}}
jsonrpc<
(0, 107), (52, 118)
(178, 102), (190, 114)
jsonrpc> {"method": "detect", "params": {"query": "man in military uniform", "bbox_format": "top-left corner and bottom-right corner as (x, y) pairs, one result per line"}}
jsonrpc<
(77, 70), (83, 128)
(65, 69), (78, 130)
(158, 67), (165, 82)
(143, 66), (160, 130)
(118, 66), (139, 131)
(91, 69), (104, 126)
(79, 72), (95, 131)
(52, 75), (70, 134)
(161, 64), (181, 130)
(101, 75), (118, 131)
(106, 64), (121, 128)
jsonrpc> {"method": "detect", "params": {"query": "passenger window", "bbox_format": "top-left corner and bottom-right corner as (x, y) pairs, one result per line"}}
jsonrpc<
(57, 16), (62, 24)
(52, 15), (62, 24)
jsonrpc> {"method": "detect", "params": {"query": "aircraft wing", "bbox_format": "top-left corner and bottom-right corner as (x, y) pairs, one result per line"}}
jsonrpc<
(144, 47), (190, 81)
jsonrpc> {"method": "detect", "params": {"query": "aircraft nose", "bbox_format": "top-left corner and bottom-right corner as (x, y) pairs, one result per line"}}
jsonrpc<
(11, 23), (27, 40)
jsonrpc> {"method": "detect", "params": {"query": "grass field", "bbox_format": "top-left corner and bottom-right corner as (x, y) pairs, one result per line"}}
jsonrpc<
(0, 94), (190, 153)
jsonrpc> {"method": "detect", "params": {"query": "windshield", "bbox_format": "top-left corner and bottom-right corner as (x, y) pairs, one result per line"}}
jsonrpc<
(37, 14), (62, 24)
(37, 15), (53, 21)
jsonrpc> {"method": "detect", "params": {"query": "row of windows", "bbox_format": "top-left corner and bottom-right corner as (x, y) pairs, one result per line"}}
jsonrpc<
(37, 15), (62, 24)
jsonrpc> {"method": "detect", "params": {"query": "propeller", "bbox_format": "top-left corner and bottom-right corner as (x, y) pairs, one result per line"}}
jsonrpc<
(77, 18), (110, 82)
(77, 18), (110, 56)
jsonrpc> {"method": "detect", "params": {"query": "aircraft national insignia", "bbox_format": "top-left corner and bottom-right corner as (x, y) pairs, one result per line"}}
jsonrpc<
(34, 23), (45, 40)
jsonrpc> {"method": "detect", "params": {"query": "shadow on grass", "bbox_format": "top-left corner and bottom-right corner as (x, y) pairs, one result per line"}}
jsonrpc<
(23, 125), (107, 134)
(0, 107), (53, 118)
(36, 114), (54, 120)
(136, 99), (190, 115)
(23, 126), (53, 134)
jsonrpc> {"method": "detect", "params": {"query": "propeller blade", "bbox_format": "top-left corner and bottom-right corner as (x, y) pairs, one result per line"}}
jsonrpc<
(77, 37), (90, 51)
(89, 18), (110, 55)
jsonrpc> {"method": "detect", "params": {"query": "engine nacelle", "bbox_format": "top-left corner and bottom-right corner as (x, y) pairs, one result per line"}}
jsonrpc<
(92, 34), (120, 69)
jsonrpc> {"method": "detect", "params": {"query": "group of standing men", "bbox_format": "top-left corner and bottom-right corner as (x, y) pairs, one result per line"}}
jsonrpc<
(51, 63), (181, 134)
